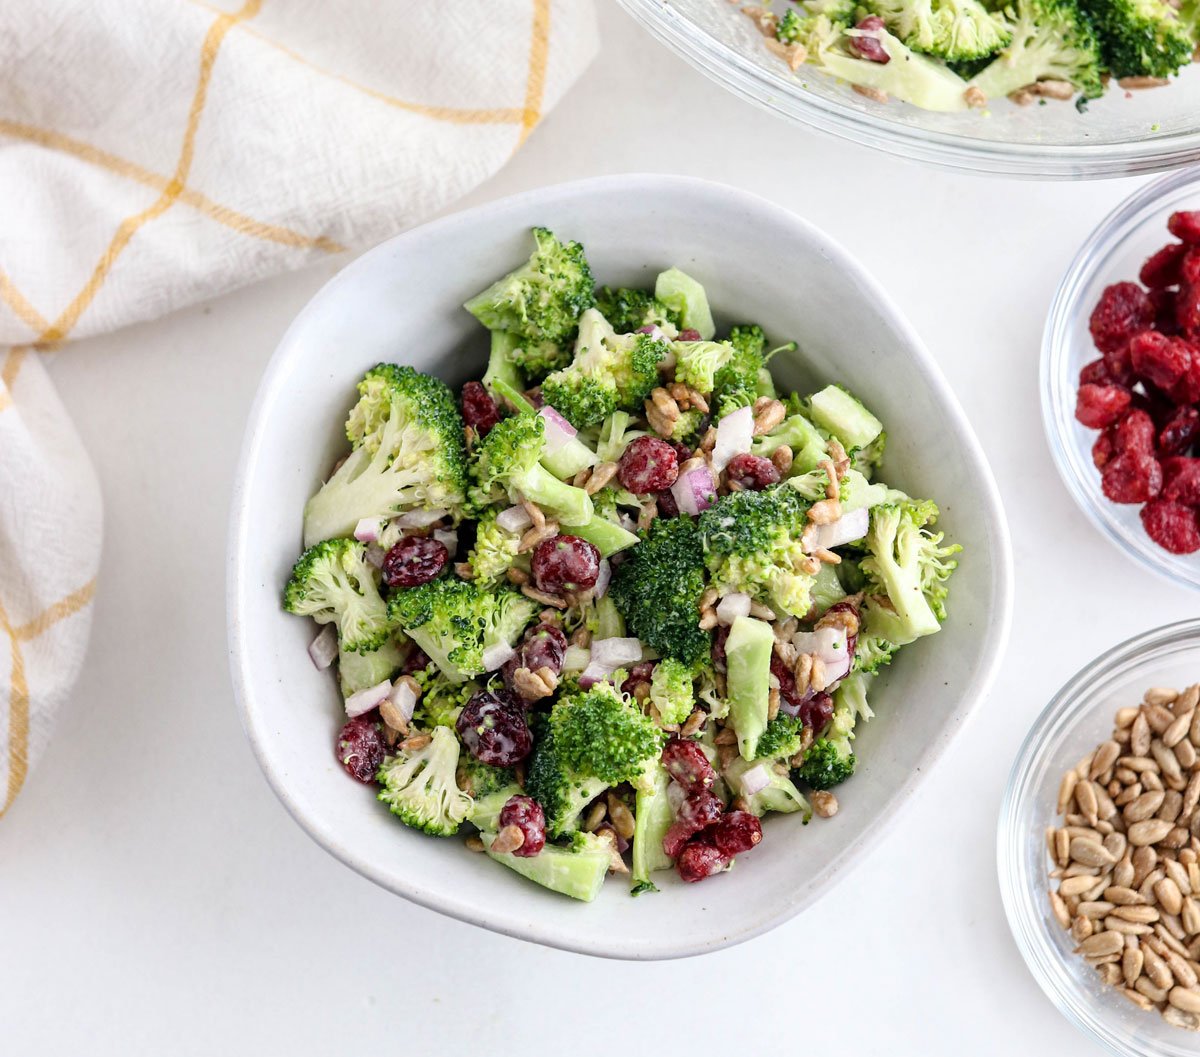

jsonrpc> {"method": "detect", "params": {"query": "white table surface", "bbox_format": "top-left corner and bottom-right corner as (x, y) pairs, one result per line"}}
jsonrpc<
(4, 6), (1196, 1054)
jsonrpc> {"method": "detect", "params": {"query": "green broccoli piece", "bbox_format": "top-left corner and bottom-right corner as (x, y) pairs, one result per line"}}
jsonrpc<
(697, 486), (817, 618)
(482, 828), (611, 901)
(388, 579), (537, 683)
(465, 508), (522, 585)
(542, 309), (670, 428)
(754, 714), (805, 761)
(584, 593), (627, 640)
(525, 715), (611, 838)
(672, 340), (735, 396)
(469, 785), (524, 832)
(464, 227), (594, 344)
(710, 325), (772, 418)
(1083, 0), (1192, 77)
(669, 408), (707, 444)
(549, 682), (666, 786)
(468, 413), (594, 526)
(725, 754), (811, 818)
(649, 658), (695, 727)
(338, 637), (404, 697)
(595, 410), (646, 464)
(412, 666), (479, 727)
(970, 0), (1104, 99)
(871, 0), (1013, 60)
(654, 268), (715, 339)
(794, 737), (856, 790)
(631, 759), (675, 894)
(593, 286), (681, 334)
(457, 754), (517, 799)
(376, 726), (473, 836)
(809, 561), (848, 617)
(752, 408), (830, 475)
(283, 538), (389, 654)
(610, 516), (712, 667)
(303, 365), (468, 547)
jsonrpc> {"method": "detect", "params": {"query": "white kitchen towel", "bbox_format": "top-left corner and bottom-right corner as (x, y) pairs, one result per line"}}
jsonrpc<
(0, 0), (597, 816)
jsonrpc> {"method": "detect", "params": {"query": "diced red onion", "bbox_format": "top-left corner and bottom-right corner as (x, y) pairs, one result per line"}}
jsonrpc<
(667, 780), (688, 813)
(395, 508), (448, 529)
(792, 627), (848, 666)
(807, 507), (870, 552)
(823, 650), (852, 686)
(353, 517), (383, 543)
(636, 324), (667, 342)
(563, 645), (590, 673)
(481, 641), (516, 672)
(344, 679), (392, 718)
(670, 464), (716, 516)
(307, 625), (338, 670)
(496, 505), (533, 534)
(591, 637), (643, 669)
(594, 558), (612, 599)
(738, 763), (770, 796)
(711, 406), (754, 474)
(365, 543), (386, 569)
(387, 679), (417, 723)
(538, 405), (577, 454)
(578, 661), (606, 688)
(618, 513), (637, 533)
(433, 528), (458, 557)
(715, 591), (752, 626)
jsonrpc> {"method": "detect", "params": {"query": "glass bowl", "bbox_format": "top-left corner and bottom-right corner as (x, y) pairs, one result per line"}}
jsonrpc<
(1042, 167), (1200, 592)
(1000, 620), (1200, 1057)
(618, 0), (1200, 179)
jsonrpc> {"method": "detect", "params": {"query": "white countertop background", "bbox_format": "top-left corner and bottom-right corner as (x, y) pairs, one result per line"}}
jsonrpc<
(3, 6), (1196, 1054)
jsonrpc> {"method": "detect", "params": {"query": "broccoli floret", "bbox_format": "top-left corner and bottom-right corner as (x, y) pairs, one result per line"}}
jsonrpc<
(725, 754), (811, 818)
(549, 682), (666, 786)
(464, 227), (594, 344)
(970, 0), (1104, 99)
(525, 716), (611, 838)
(752, 409), (830, 475)
(872, 0), (1013, 60)
(468, 414), (594, 526)
(388, 579), (537, 683)
(852, 433), (888, 480)
(712, 325), (770, 418)
(672, 340), (735, 396)
(1083, 0), (1192, 77)
(697, 486), (817, 617)
(754, 714), (805, 761)
(542, 309), (670, 428)
(304, 365), (468, 546)
(595, 410), (646, 464)
(283, 538), (389, 654)
(338, 637), (404, 697)
(794, 738), (856, 790)
(793, 672), (869, 788)
(610, 516), (711, 667)
(649, 658), (695, 727)
(412, 666), (479, 727)
(376, 726), (473, 836)
(594, 286), (681, 334)
(465, 508), (522, 585)
(670, 408), (706, 444)
(858, 500), (960, 649)
(457, 754), (517, 798)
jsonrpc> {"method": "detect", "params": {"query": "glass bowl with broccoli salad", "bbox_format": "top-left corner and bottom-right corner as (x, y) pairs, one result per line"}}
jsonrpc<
(281, 226), (965, 903)
(619, 0), (1200, 177)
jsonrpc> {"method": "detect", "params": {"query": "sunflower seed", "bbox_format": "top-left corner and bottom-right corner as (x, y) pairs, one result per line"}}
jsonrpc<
(1049, 889), (1072, 929)
(1137, 977), (1171, 1003)
(1166, 711), (1195, 748)
(1185, 899), (1200, 936)
(1115, 856), (1136, 889)
(1079, 900), (1117, 918)
(1092, 740), (1122, 780)
(1077, 780), (1100, 826)
(1100, 961), (1123, 987)
(1114, 904), (1161, 924)
(1058, 769), (1079, 815)
(1170, 987), (1200, 1014)
(1124, 944), (1145, 987)
(1123, 987), (1155, 1010)
(1168, 950), (1200, 988)
(1107, 917), (1155, 935)
(1132, 712), (1153, 756)
(1145, 946), (1175, 990)
(1131, 819), (1176, 846)
(1116, 706), (1141, 729)
(1178, 738), (1198, 772)
(1156, 877), (1186, 917)
(1163, 1005), (1200, 1029)
(1160, 790), (1184, 824)
(1167, 857), (1192, 895)
(1153, 739), (1184, 783)
(1073, 914), (1095, 942)
(1079, 931), (1125, 957)
(1071, 837), (1116, 867)
(1127, 790), (1167, 822)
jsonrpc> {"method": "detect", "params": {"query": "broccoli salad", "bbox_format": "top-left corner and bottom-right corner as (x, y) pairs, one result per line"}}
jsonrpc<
(738, 0), (1200, 113)
(283, 228), (961, 901)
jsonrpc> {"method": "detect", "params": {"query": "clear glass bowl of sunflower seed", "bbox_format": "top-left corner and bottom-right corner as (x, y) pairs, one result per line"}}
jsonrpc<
(1001, 619), (1200, 1056)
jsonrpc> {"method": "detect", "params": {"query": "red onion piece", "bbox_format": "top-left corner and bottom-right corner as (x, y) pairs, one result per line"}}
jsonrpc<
(307, 625), (338, 670)
(823, 650), (852, 686)
(395, 508), (448, 529)
(344, 678), (392, 718)
(387, 679), (417, 723)
(354, 517), (383, 543)
(538, 405), (577, 454)
(808, 507), (870, 552)
(594, 558), (612, 599)
(433, 527), (458, 557)
(590, 637), (643, 670)
(738, 763), (770, 796)
(496, 505), (533, 534)
(578, 661), (607, 689)
(481, 641), (516, 672)
(715, 591), (752, 626)
(711, 406), (754, 474)
(365, 543), (386, 569)
(670, 464), (716, 517)
(792, 627), (848, 666)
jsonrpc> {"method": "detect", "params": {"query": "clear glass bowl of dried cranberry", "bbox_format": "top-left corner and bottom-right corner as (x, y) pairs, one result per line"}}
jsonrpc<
(1044, 168), (1200, 590)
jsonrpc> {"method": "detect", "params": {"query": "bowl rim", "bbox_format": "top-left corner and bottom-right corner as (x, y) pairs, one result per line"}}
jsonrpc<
(997, 618), (1200, 1056)
(616, 0), (1200, 180)
(227, 173), (1015, 959)
(1040, 166), (1200, 595)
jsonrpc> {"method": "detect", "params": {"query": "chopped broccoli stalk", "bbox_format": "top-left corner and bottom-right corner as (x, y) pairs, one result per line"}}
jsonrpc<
(525, 718), (611, 838)
(549, 682), (666, 785)
(852, 432), (887, 479)
(794, 737), (856, 790)
(808, 385), (883, 450)
(752, 410), (829, 474)
(809, 562), (849, 616)
(1083, 0), (1192, 78)
(483, 330), (526, 401)
(610, 516), (711, 667)
(482, 829), (611, 902)
(467, 785), (523, 831)
(468, 413), (594, 526)
(283, 538), (389, 654)
(412, 667), (480, 728)
(754, 714), (805, 761)
(465, 508), (522, 585)
(872, 0), (1013, 60)
(858, 500), (960, 648)
(593, 286), (681, 334)
(819, 25), (973, 111)
(631, 761), (675, 894)
(654, 267), (716, 339)
(585, 594), (627, 640)
(971, 0), (1104, 99)
(571, 510), (640, 557)
(539, 420), (599, 481)
(388, 579), (537, 683)
(839, 468), (891, 512)
(596, 410), (645, 464)
(725, 615), (775, 760)
(725, 754), (811, 818)
(672, 340), (735, 396)
(463, 227), (594, 344)
(304, 366), (468, 546)
(377, 726), (473, 836)
(338, 637), (404, 697)
(650, 658), (696, 727)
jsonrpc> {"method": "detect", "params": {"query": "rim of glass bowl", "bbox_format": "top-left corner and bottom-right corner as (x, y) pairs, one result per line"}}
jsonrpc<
(1042, 167), (1200, 594)
(998, 619), (1200, 1057)
(617, 0), (1200, 179)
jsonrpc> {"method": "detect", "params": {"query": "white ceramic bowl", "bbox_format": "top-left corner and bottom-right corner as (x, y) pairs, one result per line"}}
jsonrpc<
(228, 175), (1014, 959)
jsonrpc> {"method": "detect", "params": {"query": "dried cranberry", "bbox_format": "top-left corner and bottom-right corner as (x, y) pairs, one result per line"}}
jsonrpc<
(798, 691), (835, 733)
(455, 690), (532, 767)
(677, 328), (703, 342)
(402, 647), (432, 675)
(656, 488), (680, 518)
(1079, 359), (1116, 387)
(669, 440), (694, 462)
(725, 453), (781, 491)
(1093, 428), (1117, 469)
(531, 534), (600, 594)
(1104, 340), (1137, 385)
(1169, 354), (1200, 404)
(498, 794), (546, 857)
(1141, 499), (1200, 554)
(1131, 330), (1191, 390)
(847, 15), (890, 62)
(1183, 249), (1200, 287)
(662, 737), (717, 793)
(1159, 407), (1200, 456)
(502, 622), (568, 693)
(663, 789), (723, 858)
(1152, 289), (1182, 336)
(676, 836), (729, 882)
(382, 536), (448, 588)
(1178, 284), (1200, 337)
(1075, 384), (1132, 429)
(1114, 409), (1157, 455)
(336, 716), (386, 784)
(1169, 211), (1200, 245)
(621, 661), (657, 696)
(1141, 243), (1187, 288)
(712, 624), (730, 672)
(713, 810), (763, 857)
(771, 654), (798, 706)
(1101, 451), (1163, 504)
(618, 436), (680, 494)
(1090, 282), (1154, 353)
(461, 381), (501, 437)
(1163, 457), (1200, 505)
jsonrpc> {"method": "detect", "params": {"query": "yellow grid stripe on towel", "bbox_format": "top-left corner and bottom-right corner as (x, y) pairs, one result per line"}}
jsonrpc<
(517, 0), (552, 148)
(0, 347), (28, 414)
(0, 270), (52, 337)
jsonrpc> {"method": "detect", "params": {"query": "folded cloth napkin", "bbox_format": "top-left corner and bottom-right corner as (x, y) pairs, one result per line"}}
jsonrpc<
(0, 0), (597, 816)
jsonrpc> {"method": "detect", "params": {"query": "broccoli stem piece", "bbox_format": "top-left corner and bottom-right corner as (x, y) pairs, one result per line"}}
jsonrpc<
(725, 615), (775, 760)
(481, 830), (611, 901)
(571, 512), (640, 557)
(631, 761), (675, 894)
